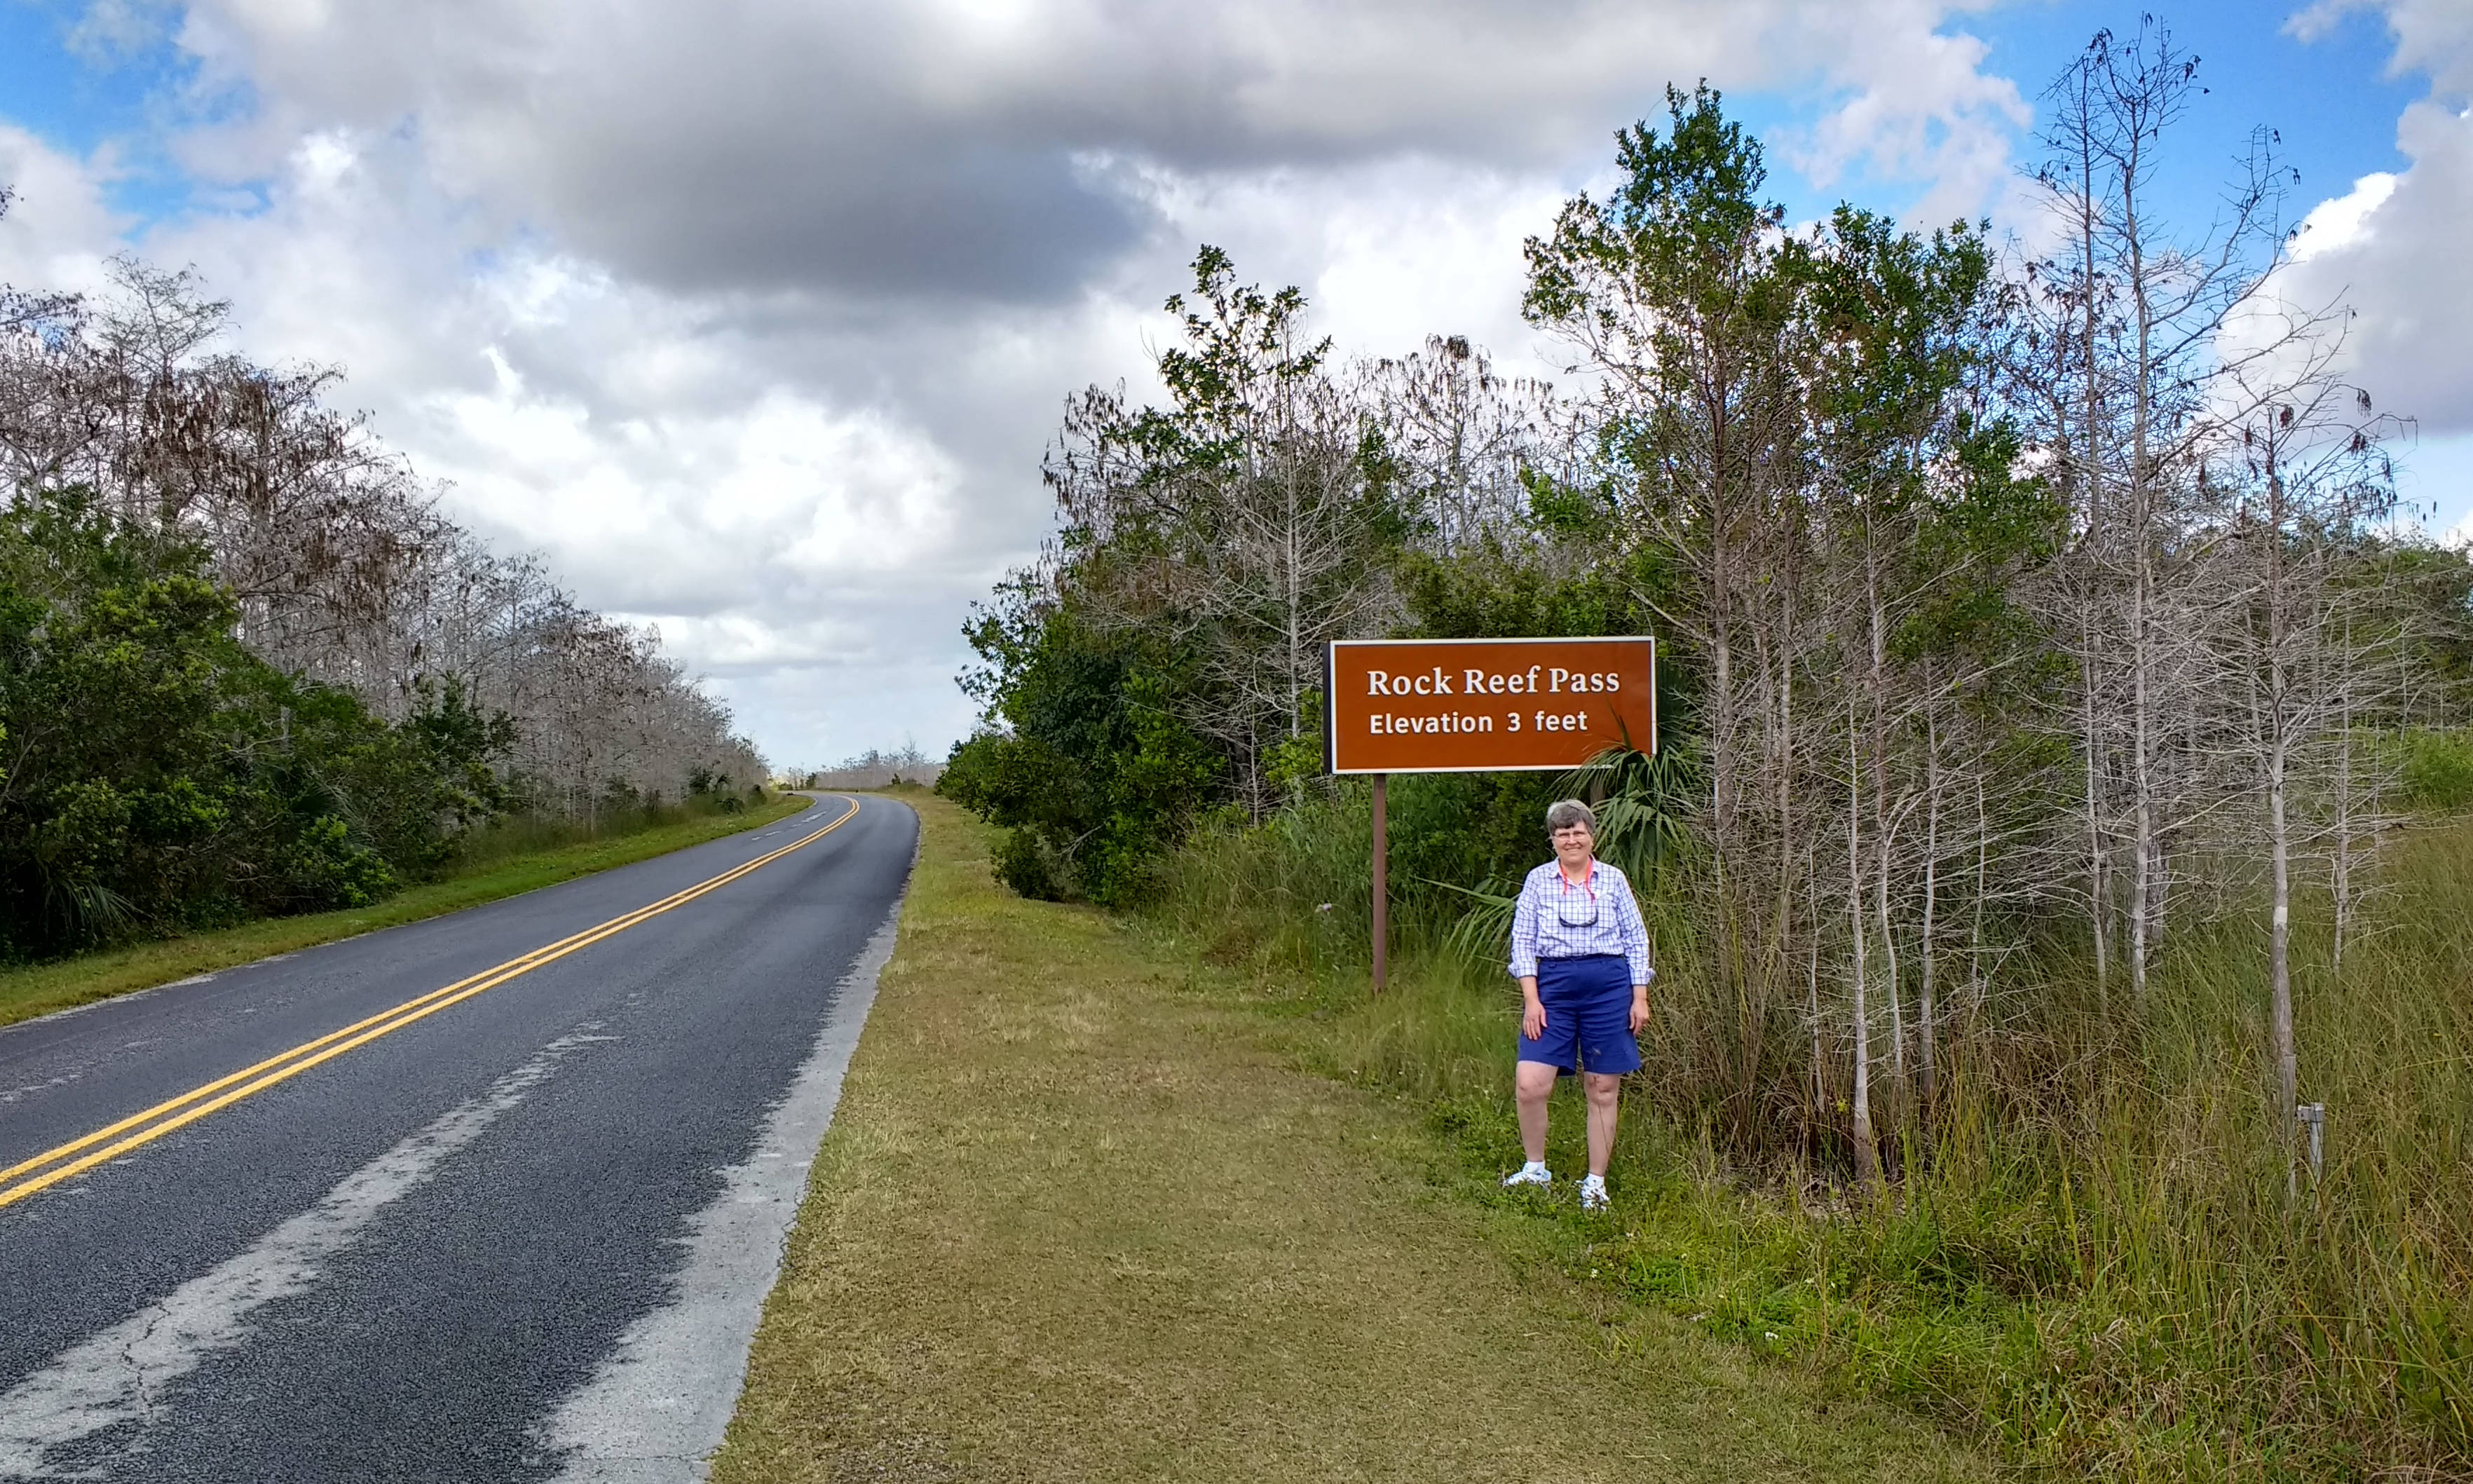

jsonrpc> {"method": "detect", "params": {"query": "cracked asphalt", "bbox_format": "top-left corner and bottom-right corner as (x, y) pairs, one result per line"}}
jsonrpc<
(0, 795), (916, 1482)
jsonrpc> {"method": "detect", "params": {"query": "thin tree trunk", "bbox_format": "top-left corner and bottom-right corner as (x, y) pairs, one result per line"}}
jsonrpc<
(1972, 769), (1989, 1018)
(1848, 700), (1879, 1188)
(2333, 606), (2356, 973)
(2085, 633), (2109, 1009)
(2073, 66), (2111, 1014)
(2131, 551), (2154, 1016)
(2125, 79), (2158, 1021)
(2265, 464), (2299, 1129)
(2270, 744), (2296, 1125)
(1769, 580), (1799, 1009)
(1809, 859), (1827, 1165)
(1710, 518), (1743, 1015)
(1920, 704), (1941, 1110)
(1868, 546), (1903, 1103)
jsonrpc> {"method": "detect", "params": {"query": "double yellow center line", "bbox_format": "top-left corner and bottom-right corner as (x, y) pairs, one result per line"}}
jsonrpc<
(0, 798), (862, 1213)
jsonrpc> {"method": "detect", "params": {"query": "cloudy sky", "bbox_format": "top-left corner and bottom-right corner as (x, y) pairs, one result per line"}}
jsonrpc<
(2, 0), (2469, 767)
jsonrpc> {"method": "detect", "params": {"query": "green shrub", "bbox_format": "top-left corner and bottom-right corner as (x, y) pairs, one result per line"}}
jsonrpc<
(2394, 728), (2473, 812)
(940, 607), (1220, 906)
(0, 489), (513, 957)
(991, 827), (1065, 901)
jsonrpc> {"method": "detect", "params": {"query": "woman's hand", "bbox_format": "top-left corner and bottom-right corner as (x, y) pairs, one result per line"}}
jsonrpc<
(1520, 976), (1546, 1040)
(1630, 989), (1651, 1034)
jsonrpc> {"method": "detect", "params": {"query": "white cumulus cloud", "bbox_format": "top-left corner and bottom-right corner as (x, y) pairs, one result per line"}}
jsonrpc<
(2257, 0), (2473, 546)
(20, 0), (2048, 760)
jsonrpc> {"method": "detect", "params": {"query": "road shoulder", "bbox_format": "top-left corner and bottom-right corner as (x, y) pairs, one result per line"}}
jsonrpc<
(711, 798), (1989, 1483)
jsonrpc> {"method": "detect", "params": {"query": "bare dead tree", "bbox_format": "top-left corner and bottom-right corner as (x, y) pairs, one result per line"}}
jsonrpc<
(2015, 24), (2335, 1020)
(1047, 250), (1409, 815)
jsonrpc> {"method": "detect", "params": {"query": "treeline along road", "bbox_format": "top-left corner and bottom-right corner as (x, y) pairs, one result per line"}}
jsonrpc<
(0, 231), (768, 965)
(0, 794), (915, 1483)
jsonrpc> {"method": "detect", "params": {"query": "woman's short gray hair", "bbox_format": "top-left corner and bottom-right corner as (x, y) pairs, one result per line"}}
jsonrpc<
(1545, 799), (1597, 836)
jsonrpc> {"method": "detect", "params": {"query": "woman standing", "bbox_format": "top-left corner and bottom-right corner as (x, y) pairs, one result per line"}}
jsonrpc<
(1501, 800), (1653, 1211)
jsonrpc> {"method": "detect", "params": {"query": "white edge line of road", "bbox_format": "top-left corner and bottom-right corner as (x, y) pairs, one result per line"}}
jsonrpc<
(534, 812), (915, 1484)
(0, 1028), (613, 1477)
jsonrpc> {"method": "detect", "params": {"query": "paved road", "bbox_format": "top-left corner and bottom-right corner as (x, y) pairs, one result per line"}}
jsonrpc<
(0, 794), (917, 1483)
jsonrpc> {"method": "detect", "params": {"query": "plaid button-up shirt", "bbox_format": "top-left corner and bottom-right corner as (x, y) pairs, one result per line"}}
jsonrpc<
(1508, 858), (1651, 986)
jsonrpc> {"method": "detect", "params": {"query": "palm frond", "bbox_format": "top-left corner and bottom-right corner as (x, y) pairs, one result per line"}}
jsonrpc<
(1422, 873), (1518, 969)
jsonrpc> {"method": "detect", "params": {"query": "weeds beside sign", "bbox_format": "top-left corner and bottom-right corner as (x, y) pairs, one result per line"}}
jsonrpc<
(1325, 637), (1656, 775)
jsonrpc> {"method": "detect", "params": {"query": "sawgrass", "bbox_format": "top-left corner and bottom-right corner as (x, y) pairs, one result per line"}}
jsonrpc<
(713, 794), (1988, 1483)
(0, 794), (813, 1030)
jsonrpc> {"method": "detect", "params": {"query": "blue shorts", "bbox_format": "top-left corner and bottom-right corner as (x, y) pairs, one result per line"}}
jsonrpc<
(1518, 955), (1642, 1076)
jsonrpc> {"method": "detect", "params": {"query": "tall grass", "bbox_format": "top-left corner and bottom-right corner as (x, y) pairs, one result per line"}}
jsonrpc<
(1150, 801), (2473, 1480)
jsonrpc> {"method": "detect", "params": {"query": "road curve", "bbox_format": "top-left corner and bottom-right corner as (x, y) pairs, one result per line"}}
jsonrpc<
(0, 794), (918, 1483)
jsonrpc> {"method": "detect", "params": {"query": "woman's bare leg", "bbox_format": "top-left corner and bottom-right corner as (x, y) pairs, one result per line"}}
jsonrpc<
(1583, 1072), (1623, 1177)
(1515, 1060), (1558, 1164)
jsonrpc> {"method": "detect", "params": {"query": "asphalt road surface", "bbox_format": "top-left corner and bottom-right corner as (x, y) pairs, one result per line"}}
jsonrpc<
(0, 794), (916, 1483)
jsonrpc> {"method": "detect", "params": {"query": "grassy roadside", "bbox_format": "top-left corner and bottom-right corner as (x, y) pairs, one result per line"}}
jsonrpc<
(0, 794), (813, 1031)
(1156, 802), (2473, 1478)
(714, 796), (1988, 1482)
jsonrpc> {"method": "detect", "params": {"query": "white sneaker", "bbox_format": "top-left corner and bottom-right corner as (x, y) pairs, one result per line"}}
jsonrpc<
(1501, 1162), (1551, 1188)
(1579, 1176), (1611, 1211)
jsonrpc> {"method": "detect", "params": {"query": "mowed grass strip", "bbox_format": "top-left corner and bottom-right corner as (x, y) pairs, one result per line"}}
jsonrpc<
(714, 797), (1989, 1483)
(0, 794), (813, 1031)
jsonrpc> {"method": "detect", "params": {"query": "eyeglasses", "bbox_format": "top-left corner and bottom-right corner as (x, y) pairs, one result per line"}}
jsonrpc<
(1553, 877), (1600, 927)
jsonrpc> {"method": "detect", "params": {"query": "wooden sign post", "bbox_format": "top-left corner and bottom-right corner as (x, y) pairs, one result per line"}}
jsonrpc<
(1326, 637), (1656, 992)
(1370, 771), (1387, 992)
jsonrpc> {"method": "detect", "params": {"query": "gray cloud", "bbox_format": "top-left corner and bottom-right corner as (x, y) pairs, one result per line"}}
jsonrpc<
(11, 0), (2054, 759)
(548, 142), (1149, 300)
(161, 0), (2024, 304)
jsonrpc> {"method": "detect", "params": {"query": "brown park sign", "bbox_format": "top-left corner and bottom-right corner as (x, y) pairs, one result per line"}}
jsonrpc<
(1325, 637), (1656, 775)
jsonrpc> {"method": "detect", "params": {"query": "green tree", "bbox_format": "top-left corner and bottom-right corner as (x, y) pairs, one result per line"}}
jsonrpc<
(0, 489), (513, 957)
(941, 583), (1221, 906)
(1047, 247), (1413, 814)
